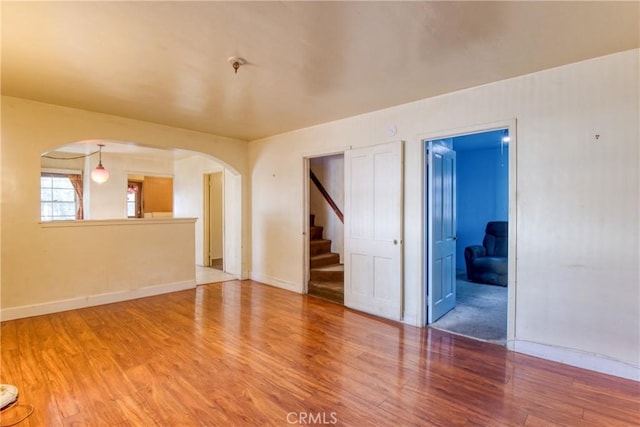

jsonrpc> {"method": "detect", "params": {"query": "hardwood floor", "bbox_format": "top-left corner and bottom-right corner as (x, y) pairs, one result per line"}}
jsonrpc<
(1, 280), (638, 426)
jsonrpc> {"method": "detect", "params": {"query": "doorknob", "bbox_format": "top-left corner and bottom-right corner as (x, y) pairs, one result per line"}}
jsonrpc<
(453, 236), (457, 241)
(393, 239), (398, 245)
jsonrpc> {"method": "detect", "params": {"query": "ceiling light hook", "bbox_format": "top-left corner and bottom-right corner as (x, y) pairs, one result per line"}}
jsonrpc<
(228, 56), (246, 75)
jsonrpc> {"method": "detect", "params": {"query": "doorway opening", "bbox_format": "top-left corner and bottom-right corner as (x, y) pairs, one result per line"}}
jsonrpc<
(204, 172), (224, 270)
(306, 154), (345, 304)
(424, 125), (514, 345)
(127, 181), (143, 218)
(198, 169), (238, 285)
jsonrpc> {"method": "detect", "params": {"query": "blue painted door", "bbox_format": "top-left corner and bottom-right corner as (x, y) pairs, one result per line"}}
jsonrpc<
(427, 141), (457, 323)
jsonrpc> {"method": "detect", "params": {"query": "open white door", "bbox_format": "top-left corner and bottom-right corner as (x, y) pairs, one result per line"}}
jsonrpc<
(344, 141), (403, 321)
(427, 141), (457, 323)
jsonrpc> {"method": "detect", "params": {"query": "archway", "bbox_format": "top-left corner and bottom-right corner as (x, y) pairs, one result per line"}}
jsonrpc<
(41, 140), (243, 279)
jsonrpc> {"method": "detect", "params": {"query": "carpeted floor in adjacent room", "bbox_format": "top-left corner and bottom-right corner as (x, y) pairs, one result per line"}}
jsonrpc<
(430, 272), (507, 345)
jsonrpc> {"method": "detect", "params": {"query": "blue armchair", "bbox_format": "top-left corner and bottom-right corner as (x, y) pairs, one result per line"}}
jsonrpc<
(464, 221), (508, 286)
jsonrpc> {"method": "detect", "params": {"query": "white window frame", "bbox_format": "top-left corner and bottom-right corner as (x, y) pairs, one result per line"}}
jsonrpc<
(41, 168), (82, 221)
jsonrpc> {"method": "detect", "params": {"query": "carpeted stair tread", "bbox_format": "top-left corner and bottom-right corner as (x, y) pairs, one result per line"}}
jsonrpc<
(310, 239), (332, 255)
(310, 239), (332, 246)
(308, 215), (344, 304)
(310, 263), (344, 281)
(310, 252), (340, 268)
(308, 280), (343, 304)
(310, 226), (324, 240)
(312, 263), (343, 272)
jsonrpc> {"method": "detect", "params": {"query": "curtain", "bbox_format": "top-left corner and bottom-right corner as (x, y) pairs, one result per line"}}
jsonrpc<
(68, 174), (84, 220)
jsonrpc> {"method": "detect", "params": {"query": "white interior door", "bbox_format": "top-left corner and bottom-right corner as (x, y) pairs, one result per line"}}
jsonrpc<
(427, 141), (457, 323)
(344, 141), (403, 321)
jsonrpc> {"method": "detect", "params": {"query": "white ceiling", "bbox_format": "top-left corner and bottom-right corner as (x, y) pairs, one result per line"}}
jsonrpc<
(2, 1), (638, 142)
(49, 139), (199, 161)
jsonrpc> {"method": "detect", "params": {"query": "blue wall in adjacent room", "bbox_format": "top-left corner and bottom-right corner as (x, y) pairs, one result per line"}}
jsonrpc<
(454, 131), (509, 270)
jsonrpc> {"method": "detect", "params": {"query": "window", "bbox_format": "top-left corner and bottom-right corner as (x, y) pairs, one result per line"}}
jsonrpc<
(41, 173), (81, 221)
(127, 181), (143, 218)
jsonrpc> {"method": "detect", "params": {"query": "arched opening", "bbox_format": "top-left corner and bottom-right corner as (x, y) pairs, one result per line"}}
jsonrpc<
(40, 139), (243, 279)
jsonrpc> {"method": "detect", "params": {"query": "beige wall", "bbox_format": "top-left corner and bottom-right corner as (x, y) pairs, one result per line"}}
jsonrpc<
(173, 154), (241, 269)
(1, 97), (251, 314)
(1, 218), (196, 320)
(86, 152), (175, 219)
(222, 168), (242, 278)
(250, 50), (639, 376)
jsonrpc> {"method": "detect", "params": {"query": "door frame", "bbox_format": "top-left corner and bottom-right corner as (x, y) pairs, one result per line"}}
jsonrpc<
(203, 171), (225, 269)
(302, 149), (345, 294)
(420, 119), (517, 344)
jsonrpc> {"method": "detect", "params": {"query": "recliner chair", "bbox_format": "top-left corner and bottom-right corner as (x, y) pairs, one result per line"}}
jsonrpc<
(464, 221), (508, 286)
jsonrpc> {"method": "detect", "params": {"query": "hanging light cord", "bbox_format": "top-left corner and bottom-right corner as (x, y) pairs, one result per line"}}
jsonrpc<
(42, 149), (101, 160)
(0, 400), (35, 427)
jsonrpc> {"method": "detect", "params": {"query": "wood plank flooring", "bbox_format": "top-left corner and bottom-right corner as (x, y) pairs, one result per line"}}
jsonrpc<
(1, 280), (638, 426)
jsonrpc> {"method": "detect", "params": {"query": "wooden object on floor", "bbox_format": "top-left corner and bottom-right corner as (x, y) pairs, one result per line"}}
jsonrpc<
(1, 280), (638, 426)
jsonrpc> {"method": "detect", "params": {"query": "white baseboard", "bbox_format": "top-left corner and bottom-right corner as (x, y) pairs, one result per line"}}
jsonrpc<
(249, 273), (302, 293)
(402, 312), (420, 327)
(0, 280), (196, 322)
(509, 339), (640, 381)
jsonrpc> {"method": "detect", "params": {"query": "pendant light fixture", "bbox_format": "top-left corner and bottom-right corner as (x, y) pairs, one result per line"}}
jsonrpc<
(91, 144), (109, 184)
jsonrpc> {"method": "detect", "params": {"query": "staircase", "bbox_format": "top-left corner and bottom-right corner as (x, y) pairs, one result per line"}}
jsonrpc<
(309, 215), (344, 304)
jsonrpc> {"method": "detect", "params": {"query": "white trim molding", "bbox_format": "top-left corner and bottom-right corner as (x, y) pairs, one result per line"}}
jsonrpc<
(250, 273), (302, 294)
(417, 118), (518, 339)
(509, 339), (640, 382)
(40, 217), (198, 228)
(0, 280), (196, 322)
(402, 312), (419, 327)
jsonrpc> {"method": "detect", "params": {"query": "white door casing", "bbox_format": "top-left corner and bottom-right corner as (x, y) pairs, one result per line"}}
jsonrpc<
(209, 172), (224, 265)
(427, 141), (457, 323)
(344, 141), (403, 321)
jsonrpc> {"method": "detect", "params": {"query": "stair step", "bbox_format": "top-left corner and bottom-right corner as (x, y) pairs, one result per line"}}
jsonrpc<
(310, 252), (340, 268)
(310, 239), (332, 256)
(310, 263), (344, 281)
(310, 225), (323, 240)
(308, 280), (344, 304)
